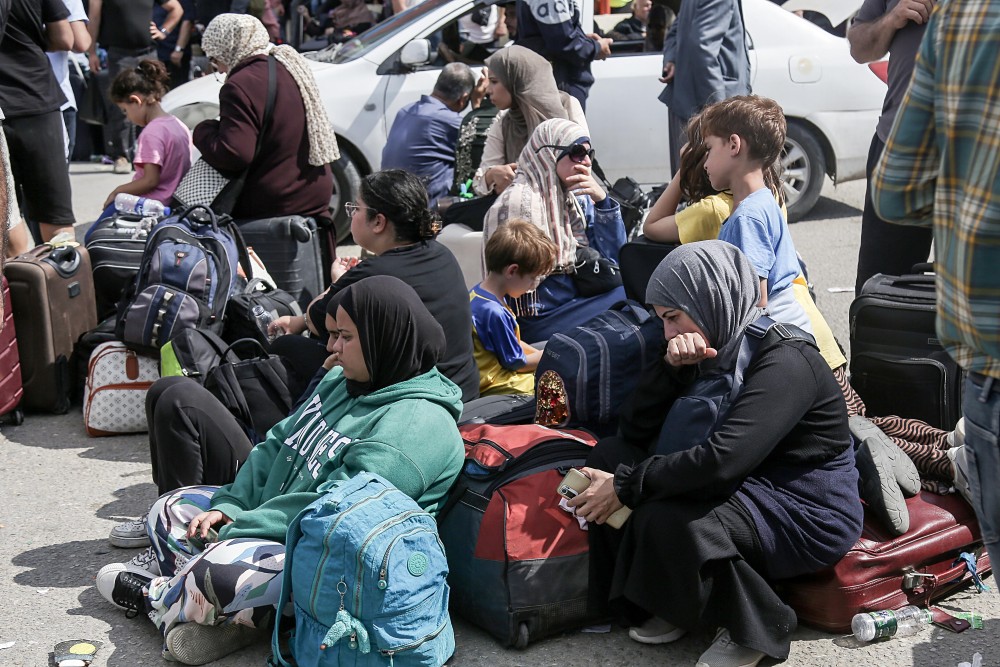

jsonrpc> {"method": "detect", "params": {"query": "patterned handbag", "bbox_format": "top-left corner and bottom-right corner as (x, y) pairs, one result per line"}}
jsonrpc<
(83, 342), (160, 436)
(172, 158), (230, 209)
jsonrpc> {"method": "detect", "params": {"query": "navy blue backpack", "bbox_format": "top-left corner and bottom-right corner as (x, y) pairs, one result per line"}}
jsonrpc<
(655, 317), (814, 456)
(115, 205), (247, 353)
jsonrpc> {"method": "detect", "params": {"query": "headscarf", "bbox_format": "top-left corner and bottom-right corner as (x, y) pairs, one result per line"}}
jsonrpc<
(201, 14), (340, 166)
(336, 275), (446, 397)
(645, 241), (764, 373)
(483, 118), (589, 270)
(485, 46), (572, 164)
(331, 0), (375, 29)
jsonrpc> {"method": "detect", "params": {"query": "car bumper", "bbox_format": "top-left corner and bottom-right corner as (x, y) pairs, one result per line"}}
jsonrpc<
(805, 109), (880, 184)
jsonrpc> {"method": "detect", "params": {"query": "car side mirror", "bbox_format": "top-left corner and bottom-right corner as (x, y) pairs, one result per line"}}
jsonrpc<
(400, 39), (431, 68)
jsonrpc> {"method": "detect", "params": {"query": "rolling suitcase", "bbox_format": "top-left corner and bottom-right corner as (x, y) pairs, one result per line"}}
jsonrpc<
(850, 267), (962, 430)
(4, 244), (98, 413)
(438, 423), (599, 648)
(778, 491), (990, 632)
(617, 236), (679, 303)
(85, 213), (151, 319)
(237, 216), (326, 307)
(0, 277), (24, 425)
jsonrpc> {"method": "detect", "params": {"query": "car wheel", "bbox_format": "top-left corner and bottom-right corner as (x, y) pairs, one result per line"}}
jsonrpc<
(330, 152), (363, 244)
(782, 123), (827, 222)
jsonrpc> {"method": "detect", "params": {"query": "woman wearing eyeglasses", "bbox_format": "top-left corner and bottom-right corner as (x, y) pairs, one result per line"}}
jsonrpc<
(483, 118), (627, 342)
(270, 169), (481, 402)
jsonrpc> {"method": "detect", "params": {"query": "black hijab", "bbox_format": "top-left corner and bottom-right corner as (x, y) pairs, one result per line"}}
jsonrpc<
(336, 275), (446, 397)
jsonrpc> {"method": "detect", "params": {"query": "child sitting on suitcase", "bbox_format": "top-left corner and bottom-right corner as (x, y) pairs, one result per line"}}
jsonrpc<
(470, 219), (556, 396)
(94, 60), (193, 226)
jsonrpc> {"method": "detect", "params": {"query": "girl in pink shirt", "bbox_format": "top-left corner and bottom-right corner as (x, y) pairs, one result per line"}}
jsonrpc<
(101, 60), (193, 215)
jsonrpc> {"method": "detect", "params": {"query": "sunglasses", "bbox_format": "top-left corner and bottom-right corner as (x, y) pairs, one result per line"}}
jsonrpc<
(536, 143), (596, 164)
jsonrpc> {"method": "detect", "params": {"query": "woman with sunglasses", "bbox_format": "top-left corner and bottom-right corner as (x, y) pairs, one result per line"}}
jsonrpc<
(473, 45), (590, 196)
(483, 118), (626, 342)
(194, 13), (338, 222)
(269, 169), (481, 402)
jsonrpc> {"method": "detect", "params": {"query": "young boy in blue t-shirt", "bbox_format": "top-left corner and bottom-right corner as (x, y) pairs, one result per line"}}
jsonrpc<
(700, 95), (813, 334)
(470, 219), (557, 396)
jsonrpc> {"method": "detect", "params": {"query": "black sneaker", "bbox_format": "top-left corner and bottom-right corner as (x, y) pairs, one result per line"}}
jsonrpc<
(96, 563), (151, 618)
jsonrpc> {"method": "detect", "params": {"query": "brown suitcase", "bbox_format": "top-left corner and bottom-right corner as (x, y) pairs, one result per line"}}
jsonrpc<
(777, 491), (990, 633)
(4, 243), (98, 413)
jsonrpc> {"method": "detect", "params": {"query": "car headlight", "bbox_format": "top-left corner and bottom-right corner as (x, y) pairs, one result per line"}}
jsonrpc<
(171, 102), (221, 131)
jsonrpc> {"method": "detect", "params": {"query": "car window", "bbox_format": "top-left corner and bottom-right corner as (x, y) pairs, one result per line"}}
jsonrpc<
(419, 4), (506, 69)
(327, 0), (453, 64)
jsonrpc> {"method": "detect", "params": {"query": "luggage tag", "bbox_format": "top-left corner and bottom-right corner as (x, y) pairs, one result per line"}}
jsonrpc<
(929, 607), (972, 633)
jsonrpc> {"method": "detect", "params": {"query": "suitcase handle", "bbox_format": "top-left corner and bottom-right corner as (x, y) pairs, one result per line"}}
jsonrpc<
(43, 246), (82, 278)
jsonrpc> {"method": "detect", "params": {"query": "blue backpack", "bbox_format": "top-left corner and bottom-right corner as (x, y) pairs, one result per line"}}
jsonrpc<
(270, 473), (455, 667)
(116, 205), (246, 353)
(655, 317), (814, 456)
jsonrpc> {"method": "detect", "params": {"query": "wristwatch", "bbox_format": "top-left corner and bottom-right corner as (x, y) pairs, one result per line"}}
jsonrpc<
(174, 45), (183, 52)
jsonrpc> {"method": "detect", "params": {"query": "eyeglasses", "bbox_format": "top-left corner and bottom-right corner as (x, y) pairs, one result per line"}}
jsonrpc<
(345, 202), (376, 217)
(536, 143), (596, 164)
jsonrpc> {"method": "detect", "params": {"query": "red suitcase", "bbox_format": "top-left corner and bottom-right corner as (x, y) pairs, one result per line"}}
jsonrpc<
(777, 491), (990, 633)
(0, 276), (24, 425)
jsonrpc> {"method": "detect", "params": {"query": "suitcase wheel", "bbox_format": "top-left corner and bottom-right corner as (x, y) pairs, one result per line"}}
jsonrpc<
(514, 622), (529, 649)
(1, 408), (23, 426)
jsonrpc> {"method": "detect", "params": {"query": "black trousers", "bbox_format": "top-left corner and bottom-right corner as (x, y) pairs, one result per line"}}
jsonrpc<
(145, 376), (254, 495)
(854, 133), (933, 295)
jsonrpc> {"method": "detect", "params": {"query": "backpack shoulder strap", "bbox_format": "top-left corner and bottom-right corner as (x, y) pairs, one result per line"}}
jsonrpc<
(728, 316), (816, 404)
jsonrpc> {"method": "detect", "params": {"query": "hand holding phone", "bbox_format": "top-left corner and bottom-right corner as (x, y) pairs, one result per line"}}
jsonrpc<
(557, 469), (631, 529)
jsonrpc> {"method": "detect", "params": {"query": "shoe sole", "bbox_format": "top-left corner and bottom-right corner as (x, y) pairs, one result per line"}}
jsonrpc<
(109, 533), (152, 549)
(165, 622), (262, 665)
(849, 416), (921, 494)
(628, 627), (687, 644)
(856, 437), (909, 535)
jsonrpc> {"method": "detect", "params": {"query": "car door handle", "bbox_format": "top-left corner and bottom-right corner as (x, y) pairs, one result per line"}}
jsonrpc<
(363, 103), (376, 111)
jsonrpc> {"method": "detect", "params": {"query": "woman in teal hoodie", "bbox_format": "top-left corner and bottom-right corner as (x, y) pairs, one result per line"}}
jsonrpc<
(95, 276), (466, 664)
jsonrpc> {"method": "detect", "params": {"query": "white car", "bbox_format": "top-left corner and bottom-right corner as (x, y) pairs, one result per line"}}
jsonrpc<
(164, 0), (886, 241)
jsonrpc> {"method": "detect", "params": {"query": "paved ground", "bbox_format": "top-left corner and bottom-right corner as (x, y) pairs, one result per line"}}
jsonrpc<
(0, 166), (996, 666)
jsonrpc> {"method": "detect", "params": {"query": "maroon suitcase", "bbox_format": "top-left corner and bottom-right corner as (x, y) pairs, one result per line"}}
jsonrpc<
(777, 491), (990, 633)
(0, 276), (24, 425)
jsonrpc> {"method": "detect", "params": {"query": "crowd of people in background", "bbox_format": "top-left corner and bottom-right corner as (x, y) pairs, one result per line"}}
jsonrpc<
(1, 0), (999, 665)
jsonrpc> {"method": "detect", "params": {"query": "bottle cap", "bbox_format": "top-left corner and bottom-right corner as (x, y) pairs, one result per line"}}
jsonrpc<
(162, 206), (171, 217)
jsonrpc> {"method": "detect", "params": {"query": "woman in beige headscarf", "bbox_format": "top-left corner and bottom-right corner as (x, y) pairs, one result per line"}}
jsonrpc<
(473, 45), (589, 195)
(482, 118), (626, 342)
(195, 14), (340, 221)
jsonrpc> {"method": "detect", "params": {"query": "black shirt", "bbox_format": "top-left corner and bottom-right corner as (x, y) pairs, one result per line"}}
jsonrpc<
(0, 0), (69, 118)
(98, 0), (166, 50)
(309, 240), (481, 402)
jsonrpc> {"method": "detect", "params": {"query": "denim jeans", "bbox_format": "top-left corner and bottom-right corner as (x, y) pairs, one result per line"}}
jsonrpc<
(962, 373), (1000, 568)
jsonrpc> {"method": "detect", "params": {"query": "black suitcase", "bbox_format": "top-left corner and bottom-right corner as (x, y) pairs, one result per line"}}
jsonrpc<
(237, 216), (326, 307)
(85, 213), (150, 319)
(458, 393), (536, 426)
(618, 236), (679, 303)
(850, 268), (963, 430)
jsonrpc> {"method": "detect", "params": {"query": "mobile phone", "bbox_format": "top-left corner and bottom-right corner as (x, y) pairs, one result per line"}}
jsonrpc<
(556, 469), (632, 529)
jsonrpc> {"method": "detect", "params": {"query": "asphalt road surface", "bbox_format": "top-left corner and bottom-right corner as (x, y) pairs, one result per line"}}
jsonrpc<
(0, 165), (995, 667)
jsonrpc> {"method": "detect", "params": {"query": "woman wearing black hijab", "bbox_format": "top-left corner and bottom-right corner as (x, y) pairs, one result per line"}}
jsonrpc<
(96, 275), (466, 664)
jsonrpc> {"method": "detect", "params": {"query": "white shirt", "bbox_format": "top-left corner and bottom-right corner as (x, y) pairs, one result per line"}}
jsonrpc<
(45, 0), (88, 112)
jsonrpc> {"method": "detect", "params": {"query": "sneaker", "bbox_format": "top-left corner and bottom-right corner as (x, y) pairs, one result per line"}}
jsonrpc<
(628, 616), (686, 644)
(948, 444), (974, 505)
(849, 416), (921, 494)
(695, 629), (766, 667)
(109, 515), (151, 548)
(854, 431), (913, 536)
(164, 622), (264, 665)
(112, 156), (132, 174)
(95, 563), (151, 618)
(947, 417), (967, 449)
(124, 546), (161, 577)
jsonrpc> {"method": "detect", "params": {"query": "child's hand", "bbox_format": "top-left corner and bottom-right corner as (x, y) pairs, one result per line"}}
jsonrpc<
(330, 256), (360, 282)
(565, 164), (605, 203)
(103, 190), (119, 209)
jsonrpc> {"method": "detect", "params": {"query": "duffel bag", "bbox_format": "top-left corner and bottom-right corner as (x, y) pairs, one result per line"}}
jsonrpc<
(438, 423), (599, 648)
(83, 341), (159, 436)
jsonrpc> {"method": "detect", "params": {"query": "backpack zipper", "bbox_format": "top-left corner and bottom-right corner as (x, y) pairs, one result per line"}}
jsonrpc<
(353, 508), (425, 617)
(483, 440), (593, 497)
(379, 617), (451, 664)
(578, 327), (611, 423)
(307, 488), (393, 619)
(376, 526), (434, 591)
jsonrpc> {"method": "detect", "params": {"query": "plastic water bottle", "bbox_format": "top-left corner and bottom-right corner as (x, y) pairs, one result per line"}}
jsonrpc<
(114, 193), (170, 218)
(851, 606), (933, 641)
(251, 305), (276, 343)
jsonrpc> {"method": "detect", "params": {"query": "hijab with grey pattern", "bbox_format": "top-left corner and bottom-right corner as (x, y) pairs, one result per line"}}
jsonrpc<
(202, 14), (339, 167)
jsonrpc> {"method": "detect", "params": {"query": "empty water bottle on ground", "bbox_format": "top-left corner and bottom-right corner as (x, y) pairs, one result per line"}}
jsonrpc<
(114, 193), (170, 218)
(251, 305), (277, 343)
(851, 606), (933, 641)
